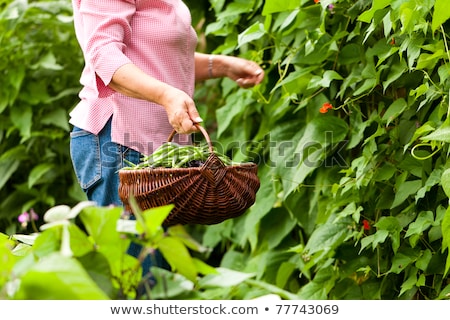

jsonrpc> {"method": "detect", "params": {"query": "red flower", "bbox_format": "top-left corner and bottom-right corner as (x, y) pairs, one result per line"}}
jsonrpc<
(319, 102), (333, 113)
(314, 0), (320, 3)
(362, 219), (371, 231)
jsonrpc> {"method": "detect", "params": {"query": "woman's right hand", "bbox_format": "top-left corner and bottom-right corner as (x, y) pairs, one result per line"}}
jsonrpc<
(159, 86), (203, 134)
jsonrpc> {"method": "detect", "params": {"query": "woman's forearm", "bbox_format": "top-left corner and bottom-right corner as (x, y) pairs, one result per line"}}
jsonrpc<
(108, 63), (201, 134)
(109, 63), (172, 104)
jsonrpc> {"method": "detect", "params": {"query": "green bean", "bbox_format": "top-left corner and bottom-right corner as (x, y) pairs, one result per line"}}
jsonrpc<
(121, 142), (237, 169)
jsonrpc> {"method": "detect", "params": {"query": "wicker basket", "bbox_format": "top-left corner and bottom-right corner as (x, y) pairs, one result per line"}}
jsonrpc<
(118, 125), (260, 226)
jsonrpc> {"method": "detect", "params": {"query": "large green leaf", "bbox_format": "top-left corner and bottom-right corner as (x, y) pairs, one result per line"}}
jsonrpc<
(79, 206), (123, 248)
(28, 163), (54, 189)
(432, 0), (450, 31)
(304, 217), (351, 256)
(16, 253), (109, 299)
(276, 116), (348, 197)
(158, 237), (197, 282)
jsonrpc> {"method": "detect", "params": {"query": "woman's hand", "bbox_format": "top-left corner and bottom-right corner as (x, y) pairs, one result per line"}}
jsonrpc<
(159, 86), (203, 134)
(194, 53), (265, 87)
(222, 56), (265, 88)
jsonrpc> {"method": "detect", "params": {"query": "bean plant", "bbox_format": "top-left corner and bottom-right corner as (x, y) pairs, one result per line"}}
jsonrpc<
(2, 0), (450, 300)
(0, 0), (86, 232)
(190, 0), (450, 299)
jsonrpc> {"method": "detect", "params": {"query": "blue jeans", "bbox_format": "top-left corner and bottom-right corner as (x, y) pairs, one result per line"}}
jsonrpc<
(70, 118), (166, 284)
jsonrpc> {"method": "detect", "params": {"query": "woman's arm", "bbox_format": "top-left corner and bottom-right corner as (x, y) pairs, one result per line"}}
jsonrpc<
(195, 53), (264, 87)
(109, 63), (202, 134)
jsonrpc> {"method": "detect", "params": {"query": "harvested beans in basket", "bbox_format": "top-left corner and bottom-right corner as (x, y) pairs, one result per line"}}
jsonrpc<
(118, 125), (260, 226)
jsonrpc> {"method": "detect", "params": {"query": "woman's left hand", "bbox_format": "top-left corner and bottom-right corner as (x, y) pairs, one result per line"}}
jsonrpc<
(222, 56), (265, 88)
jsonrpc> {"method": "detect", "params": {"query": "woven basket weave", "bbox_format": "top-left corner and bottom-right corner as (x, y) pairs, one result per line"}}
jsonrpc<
(118, 125), (260, 226)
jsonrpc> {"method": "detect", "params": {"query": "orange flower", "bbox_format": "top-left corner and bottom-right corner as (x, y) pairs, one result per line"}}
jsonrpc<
(314, 0), (320, 3)
(363, 219), (371, 231)
(319, 102), (333, 113)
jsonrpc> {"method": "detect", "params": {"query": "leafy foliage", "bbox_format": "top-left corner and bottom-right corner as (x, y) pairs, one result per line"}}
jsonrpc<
(0, 0), (86, 232)
(0, 202), (295, 299)
(2, 0), (450, 299)
(189, 0), (450, 299)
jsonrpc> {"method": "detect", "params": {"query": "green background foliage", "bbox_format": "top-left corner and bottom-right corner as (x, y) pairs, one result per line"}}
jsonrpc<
(1, 0), (450, 299)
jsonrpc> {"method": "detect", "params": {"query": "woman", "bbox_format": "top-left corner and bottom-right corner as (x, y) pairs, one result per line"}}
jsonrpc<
(69, 0), (264, 282)
(70, 0), (264, 208)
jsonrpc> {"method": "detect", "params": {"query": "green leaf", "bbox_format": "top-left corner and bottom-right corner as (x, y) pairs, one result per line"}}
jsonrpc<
(307, 70), (343, 89)
(242, 166), (278, 251)
(16, 253), (109, 299)
(139, 205), (174, 237)
(271, 67), (316, 93)
(0, 236), (17, 287)
(421, 124), (450, 143)
(0, 158), (20, 190)
(297, 281), (327, 300)
(432, 0), (450, 32)
(358, 0), (391, 23)
(338, 44), (362, 65)
(150, 267), (195, 299)
(360, 230), (389, 252)
(442, 206), (450, 275)
(279, 116), (349, 197)
(415, 249), (432, 271)
(167, 224), (209, 253)
(400, 267), (418, 296)
(28, 163), (54, 188)
(192, 258), (218, 276)
(237, 22), (265, 48)
(381, 98), (407, 126)
(374, 216), (402, 253)
(389, 252), (413, 274)
(41, 108), (70, 131)
(31, 51), (63, 71)
(78, 251), (115, 298)
(353, 78), (377, 96)
(158, 236), (197, 282)
(79, 206), (124, 251)
(391, 180), (422, 209)
(405, 211), (434, 247)
(197, 267), (254, 288)
(441, 168), (450, 198)
(382, 60), (407, 91)
(262, 0), (299, 15)
(10, 105), (32, 141)
(216, 90), (253, 137)
(304, 218), (351, 256)
(68, 224), (94, 257)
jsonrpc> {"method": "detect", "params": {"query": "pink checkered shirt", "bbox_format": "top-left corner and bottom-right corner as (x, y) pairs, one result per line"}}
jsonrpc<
(70, 0), (197, 155)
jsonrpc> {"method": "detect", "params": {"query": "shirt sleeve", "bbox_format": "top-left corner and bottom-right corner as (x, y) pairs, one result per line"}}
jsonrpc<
(76, 0), (135, 90)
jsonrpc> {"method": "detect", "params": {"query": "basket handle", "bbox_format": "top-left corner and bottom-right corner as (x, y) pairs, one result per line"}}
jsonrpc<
(167, 124), (214, 153)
